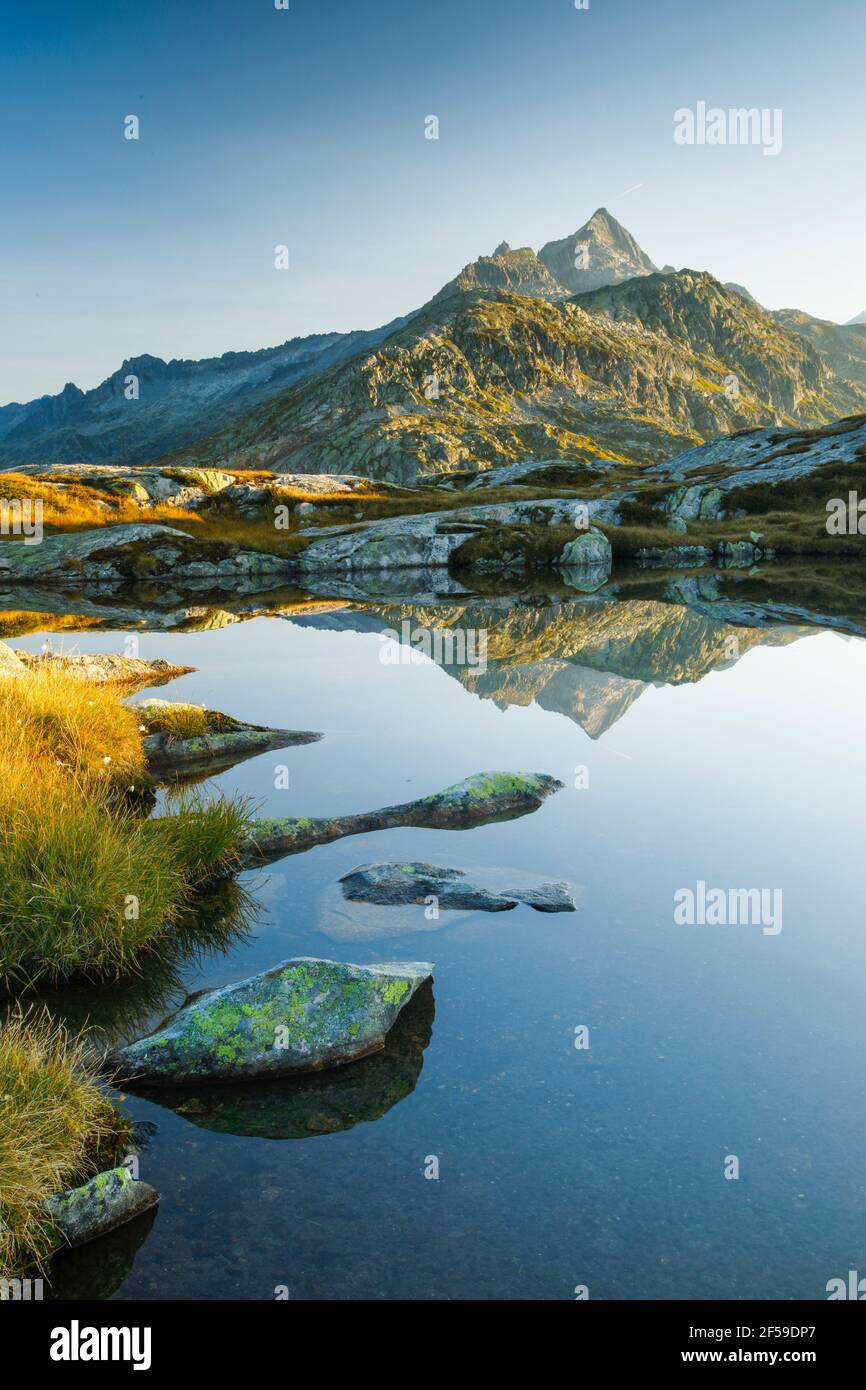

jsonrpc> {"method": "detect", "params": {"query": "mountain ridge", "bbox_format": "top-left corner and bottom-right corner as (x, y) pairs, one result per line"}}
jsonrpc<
(3, 208), (864, 478)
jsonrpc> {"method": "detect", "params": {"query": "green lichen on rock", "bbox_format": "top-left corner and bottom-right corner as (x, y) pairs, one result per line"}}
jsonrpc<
(109, 957), (433, 1084)
(241, 770), (563, 865)
(44, 1165), (159, 1251)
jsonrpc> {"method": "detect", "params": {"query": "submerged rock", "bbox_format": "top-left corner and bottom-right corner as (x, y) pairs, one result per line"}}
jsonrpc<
(44, 1165), (159, 1250)
(135, 698), (322, 773)
(242, 771), (563, 865)
(108, 957), (433, 1084)
(340, 862), (576, 913)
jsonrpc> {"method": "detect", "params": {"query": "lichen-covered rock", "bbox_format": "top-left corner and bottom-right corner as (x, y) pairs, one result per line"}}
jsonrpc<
(135, 698), (322, 773)
(108, 958), (433, 1084)
(124, 981), (434, 1140)
(242, 771), (563, 865)
(340, 862), (576, 913)
(44, 1166), (159, 1250)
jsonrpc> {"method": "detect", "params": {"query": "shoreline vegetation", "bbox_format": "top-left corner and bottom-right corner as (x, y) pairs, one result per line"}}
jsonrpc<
(0, 1007), (132, 1280)
(0, 660), (253, 989)
(0, 413), (864, 588)
(0, 648), (563, 1281)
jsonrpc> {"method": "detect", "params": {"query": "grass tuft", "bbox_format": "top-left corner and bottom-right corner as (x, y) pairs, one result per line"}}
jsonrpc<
(0, 1007), (131, 1279)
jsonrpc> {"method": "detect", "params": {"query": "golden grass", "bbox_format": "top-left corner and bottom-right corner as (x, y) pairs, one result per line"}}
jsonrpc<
(0, 663), (146, 789)
(0, 666), (253, 987)
(0, 1006), (131, 1279)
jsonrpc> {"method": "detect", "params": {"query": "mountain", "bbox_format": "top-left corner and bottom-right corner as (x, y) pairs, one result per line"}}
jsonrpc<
(431, 245), (564, 302)
(772, 309), (866, 392)
(537, 208), (658, 294)
(0, 318), (410, 471)
(725, 282), (762, 308)
(846, 311), (866, 325)
(155, 269), (862, 484)
(4, 206), (864, 482)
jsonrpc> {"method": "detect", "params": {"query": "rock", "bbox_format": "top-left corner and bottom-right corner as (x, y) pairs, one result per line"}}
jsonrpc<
(129, 1121), (158, 1150)
(668, 515), (688, 533)
(108, 957), (434, 1084)
(0, 523), (292, 585)
(0, 640), (24, 676)
(514, 881), (578, 913)
(294, 499), (617, 574)
(651, 415), (866, 497)
(242, 771), (563, 865)
(135, 698), (322, 773)
(44, 1166), (159, 1250)
(18, 650), (195, 689)
(340, 862), (576, 914)
(714, 539), (774, 567)
(663, 484), (725, 523)
(557, 528), (612, 572)
(120, 982), (434, 1140)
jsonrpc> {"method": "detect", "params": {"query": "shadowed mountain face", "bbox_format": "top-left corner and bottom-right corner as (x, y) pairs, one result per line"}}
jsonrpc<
(288, 594), (810, 738)
(0, 317), (409, 471)
(772, 310), (866, 393)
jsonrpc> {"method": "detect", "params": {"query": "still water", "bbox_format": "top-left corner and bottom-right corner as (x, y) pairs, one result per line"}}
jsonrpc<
(8, 578), (866, 1300)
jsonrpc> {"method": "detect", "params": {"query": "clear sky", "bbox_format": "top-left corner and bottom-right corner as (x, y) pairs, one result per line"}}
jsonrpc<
(2, 0), (864, 405)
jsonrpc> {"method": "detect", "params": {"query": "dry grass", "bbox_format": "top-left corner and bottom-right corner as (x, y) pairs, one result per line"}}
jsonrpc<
(0, 663), (146, 789)
(136, 700), (240, 740)
(0, 1006), (131, 1279)
(0, 667), (253, 987)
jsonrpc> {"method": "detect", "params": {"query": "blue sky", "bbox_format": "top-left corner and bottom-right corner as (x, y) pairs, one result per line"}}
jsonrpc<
(2, 0), (864, 404)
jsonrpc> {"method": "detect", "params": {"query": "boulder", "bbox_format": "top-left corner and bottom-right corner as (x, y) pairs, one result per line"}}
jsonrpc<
(340, 862), (576, 913)
(44, 1166), (159, 1250)
(0, 640), (24, 676)
(108, 957), (433, 1084)
(121, 981), (434, 1140)
(0, 523), (292, 585)
(294, 499), (617, 574)
(557, 527), (612, 572)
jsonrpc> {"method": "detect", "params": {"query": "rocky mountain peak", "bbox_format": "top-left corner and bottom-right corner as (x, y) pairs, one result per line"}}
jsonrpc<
(538, 207), (658, 295)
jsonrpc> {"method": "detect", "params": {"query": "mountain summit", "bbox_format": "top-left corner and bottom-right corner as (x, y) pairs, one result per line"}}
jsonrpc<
(538, 207), (658, 294)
